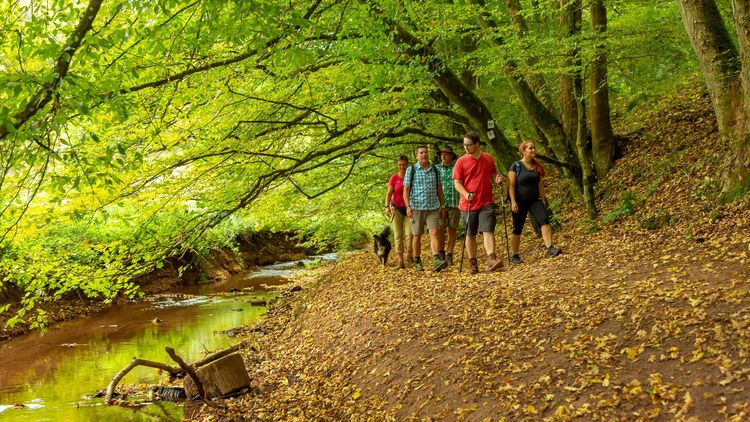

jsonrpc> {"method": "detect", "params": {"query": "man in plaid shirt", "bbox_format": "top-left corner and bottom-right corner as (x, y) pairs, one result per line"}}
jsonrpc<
(403, 145), (447, 273)
(436, 146), (460, 266)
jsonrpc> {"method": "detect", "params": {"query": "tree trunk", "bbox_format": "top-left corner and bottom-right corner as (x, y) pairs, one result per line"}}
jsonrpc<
(551, 0), (585, 194)
(589, 0), (616, 177)
(677, 0), (741, 136)
(468, 0), (580, 179)
(678, 0), (750, 192)
(557, 0), (597, 216)
(558, 0), (583, 144)
(729, 0), (750, 190)
(576, 80), (598, 218)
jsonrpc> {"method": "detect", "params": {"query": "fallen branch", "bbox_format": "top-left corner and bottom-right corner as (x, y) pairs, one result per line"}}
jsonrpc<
(105, 358), (181, 402)
(105, 342), (251, 405)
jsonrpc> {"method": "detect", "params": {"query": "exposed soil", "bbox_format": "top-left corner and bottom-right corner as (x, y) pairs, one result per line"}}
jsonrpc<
(0, 231), (316, 341)
(194, 86), (750, 420)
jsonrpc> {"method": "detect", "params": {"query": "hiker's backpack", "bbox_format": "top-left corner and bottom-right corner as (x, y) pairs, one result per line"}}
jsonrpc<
(405, 163), (440, 190)
(507, 161), (523, 200)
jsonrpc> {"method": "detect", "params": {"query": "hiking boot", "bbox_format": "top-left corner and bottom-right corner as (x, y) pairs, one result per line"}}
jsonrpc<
(547, 245), (562, 257)
(510, 253), (523, 265)
(486, 253), (504, 271)
(468, 258), (479, 274)
(432, 255), (447, 272)
(414, 257), (424, 272)
(398, 261), (406, 269)
(446, 253), (454, 266)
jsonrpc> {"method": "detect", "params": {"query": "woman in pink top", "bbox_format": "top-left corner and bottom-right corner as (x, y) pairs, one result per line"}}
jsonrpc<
(385, 155), (413, 269)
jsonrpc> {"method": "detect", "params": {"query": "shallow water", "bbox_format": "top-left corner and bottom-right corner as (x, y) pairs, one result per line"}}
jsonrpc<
(0, 254), (335, 421)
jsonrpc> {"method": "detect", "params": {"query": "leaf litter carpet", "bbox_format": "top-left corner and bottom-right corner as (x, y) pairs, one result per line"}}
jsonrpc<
(198, 212), (749, 421)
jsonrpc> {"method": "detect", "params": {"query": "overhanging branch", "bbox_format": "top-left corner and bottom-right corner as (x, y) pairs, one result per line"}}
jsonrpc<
(0, 0), (104, 141)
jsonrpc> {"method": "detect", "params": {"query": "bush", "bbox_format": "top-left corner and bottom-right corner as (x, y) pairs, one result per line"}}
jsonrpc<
(603, 192), (638, 223)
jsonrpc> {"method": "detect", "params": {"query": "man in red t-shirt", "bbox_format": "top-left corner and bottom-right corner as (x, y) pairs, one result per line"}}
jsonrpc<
(453, 131), (505, 274)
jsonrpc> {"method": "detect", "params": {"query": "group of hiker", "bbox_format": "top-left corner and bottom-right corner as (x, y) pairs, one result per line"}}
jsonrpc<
(384, 131), (562, 274)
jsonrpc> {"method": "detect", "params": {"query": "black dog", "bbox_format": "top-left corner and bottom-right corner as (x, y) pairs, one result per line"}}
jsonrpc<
(373, 226), (392, 267)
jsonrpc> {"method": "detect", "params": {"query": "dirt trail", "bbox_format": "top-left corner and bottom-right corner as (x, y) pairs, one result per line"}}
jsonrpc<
(196, 209), (749, 420)
(196, 85), (750, 420)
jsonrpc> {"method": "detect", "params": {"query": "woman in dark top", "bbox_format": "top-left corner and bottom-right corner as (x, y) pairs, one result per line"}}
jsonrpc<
(507, 140), (562, 264)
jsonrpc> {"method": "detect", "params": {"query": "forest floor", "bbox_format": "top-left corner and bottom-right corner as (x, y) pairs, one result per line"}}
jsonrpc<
(195, 86), (750, 420)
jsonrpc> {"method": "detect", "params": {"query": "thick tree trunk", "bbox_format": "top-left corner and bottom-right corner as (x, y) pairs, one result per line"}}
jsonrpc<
(576, 82), (598, 218)
(728, 1), (750, 190)
(676, 0), (742, 135)
(552, 0), (586, 195)
(183, 353), (251, 400)
(589, 0), (616, 177)
(678, 0), (750, 192)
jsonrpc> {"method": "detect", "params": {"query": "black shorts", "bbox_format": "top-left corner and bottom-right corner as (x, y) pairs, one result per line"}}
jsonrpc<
(461, 204), (496, 236)
(512, 199), (549, 235)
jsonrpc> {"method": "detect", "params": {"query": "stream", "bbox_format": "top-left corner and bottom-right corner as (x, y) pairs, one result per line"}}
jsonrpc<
(0, 254), (336, 421)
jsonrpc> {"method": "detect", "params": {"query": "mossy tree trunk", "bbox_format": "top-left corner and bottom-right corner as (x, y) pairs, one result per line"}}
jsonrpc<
(589, 0), (616, 178)
(559, 0), (597, 217)
(677, 0), (750, 194)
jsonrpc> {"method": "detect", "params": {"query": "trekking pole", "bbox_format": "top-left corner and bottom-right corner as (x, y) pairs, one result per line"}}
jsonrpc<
(459, 195), (472, 273)
(497, 179), (511, 263)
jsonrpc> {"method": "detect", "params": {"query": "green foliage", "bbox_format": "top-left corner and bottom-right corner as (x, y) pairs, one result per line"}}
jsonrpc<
(719, 182), (750, 204)
(638, 209), (677, 230)
(602, 192), (638, 223)
(0, 0), (729, 327)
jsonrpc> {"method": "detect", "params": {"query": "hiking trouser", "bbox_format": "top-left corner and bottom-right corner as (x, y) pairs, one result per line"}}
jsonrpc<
(392, 210), (413, 255)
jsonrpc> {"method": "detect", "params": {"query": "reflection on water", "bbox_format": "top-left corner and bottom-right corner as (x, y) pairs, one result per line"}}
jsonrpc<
(0, 254), (334, 421)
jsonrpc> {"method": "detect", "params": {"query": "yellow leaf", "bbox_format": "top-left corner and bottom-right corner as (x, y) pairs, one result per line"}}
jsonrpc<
(352, 389), (361, 400)
(690, 351), (704, 362)
(555, 405), (570, 417)
(526, 404), (538, 414)
(603, 373), (610, 387)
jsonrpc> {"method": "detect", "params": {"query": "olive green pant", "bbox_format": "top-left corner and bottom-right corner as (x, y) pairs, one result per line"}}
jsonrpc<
(391, 210), (413, 255)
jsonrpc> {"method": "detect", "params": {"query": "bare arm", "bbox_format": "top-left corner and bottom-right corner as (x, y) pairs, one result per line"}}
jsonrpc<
(509, 171), (519, 213)
(453, 179), (471, 200)
(385, 183), (394, 214)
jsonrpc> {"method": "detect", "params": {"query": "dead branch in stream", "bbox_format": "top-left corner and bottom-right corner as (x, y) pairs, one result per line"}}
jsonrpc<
(105, 358), (181, 402)
(105, 342), (250, 404)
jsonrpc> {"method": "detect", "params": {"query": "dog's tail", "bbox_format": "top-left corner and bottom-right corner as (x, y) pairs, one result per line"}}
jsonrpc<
(379, 226), (391, 238)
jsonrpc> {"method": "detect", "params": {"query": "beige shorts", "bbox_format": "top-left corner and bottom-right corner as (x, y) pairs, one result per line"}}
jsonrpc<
(439, 207), (461, 229)
(410, 209), (440, 236)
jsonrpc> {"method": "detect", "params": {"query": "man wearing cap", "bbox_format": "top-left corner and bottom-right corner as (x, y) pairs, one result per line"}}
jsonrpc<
(436, 145), (460, 266)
